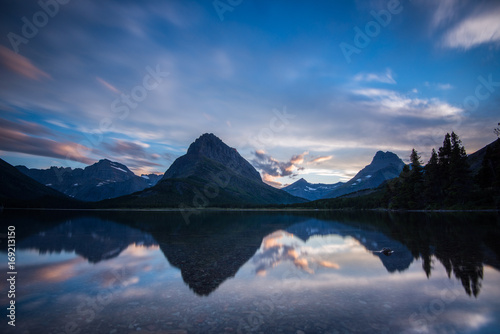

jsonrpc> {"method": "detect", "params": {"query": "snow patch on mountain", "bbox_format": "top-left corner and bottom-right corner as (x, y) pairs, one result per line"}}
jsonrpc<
(110, 165), (127, 173)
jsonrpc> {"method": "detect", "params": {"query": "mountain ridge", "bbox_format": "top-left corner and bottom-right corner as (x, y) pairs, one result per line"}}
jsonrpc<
(101, 133), (306, 208)
(163, 133), (261, 182)
(16, 159), (163, 202)
(283, 178), (344, 201)
(283, 151), (404, 200)
(0, 158), (78, 208)
(323, 150), (405, 199)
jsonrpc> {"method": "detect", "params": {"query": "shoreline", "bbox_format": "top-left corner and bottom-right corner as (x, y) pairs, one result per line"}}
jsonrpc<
(2, 207), (499, 213)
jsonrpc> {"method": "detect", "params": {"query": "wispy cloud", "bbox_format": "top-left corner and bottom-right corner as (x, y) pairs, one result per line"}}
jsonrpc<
(291, 152), (309, 165)
(0, 0), (497, 184)
(262, 173), (282, 188)
(96, 77), (121, 94)
(0, 118), (53, 137)
(102, 139), (164, 170)
(437, 83), (453, 90)
(310, 156), (333, 164)
(430, 0), (460, 29)
(442, 7), (500, 49)
(45, 119), (72, 129)
(424, 82), (454, 90)
(354, 69), (396, 84)
(0, 46), (50, 80)
(353, 89), (463, 119)
(0, 122), (94, 165)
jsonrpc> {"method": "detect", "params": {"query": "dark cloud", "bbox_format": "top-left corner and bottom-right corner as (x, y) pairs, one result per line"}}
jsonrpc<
(0, 46), (50, 80)
(0, 119), (94, 165)
(103, 140), (149, 158)
(102, 139), (164, 169)
(0, 117), (53, 137)
(252, 151), (295, 178)
(0, 0), (497, 183)
(251, 151), (310, 187)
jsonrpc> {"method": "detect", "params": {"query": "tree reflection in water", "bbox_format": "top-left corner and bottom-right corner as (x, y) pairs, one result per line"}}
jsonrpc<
(5, 210), (499, 297)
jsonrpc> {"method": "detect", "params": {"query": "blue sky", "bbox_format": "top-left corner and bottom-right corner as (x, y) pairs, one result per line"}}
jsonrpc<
(0, 0), (499, 187)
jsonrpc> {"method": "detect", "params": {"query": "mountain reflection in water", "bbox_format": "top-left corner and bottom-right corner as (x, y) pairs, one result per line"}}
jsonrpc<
(2, 210), (500, 333)
(5, 210), (499, 298)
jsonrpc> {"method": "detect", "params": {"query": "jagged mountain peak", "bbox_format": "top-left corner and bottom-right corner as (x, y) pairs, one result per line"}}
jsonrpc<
(283, 177), (344, 201)
(187, 133), (238, 158)
(15, 159), (163, 202)
(95, 158), (126, 167)
(163, 133), (262, 182)
(364, 151), (405, 173)
(295, 178), (308, 185)
(135, 133), (306, 206)
(89, 159), (132, 174)
(322, 150), (404, 199)
(372, 151), (401, 163)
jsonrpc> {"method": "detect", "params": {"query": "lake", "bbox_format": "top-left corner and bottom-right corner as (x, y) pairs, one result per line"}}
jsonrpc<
(1, 210), (500, 334)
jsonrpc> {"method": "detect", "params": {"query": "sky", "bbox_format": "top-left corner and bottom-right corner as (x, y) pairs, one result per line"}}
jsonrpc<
(0, 0), (499, 187)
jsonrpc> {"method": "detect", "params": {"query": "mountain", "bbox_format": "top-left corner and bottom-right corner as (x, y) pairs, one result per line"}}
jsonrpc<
(467, 138), (500, 175)
(283, 178), (344, 201)
(140, 173), (163, 186)
(285, 219), (414, 273)
(0, 158), (77, 208)
(16, 159), (163, 202)
(101, 133), (306, 208)
(323, 151), (405, 199)
(17, 217), (156, 263)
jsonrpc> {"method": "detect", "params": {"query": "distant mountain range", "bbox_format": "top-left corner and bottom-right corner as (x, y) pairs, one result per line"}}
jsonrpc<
(100, 133), (306, 208)
(2, 134), (498, 208)
(16, 159), (163, 202)
(324, 151), (405, 198)
(283, 178), (344, 201)
(284, 151), (405, 200)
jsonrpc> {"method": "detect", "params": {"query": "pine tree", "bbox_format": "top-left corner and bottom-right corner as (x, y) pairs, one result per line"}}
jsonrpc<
(436, 133), (453, 201)
(409, 149), (424, 207)
(389, 149), (425, 209)
(448, 132), (472, 205)
(438, 133), (452, 176)
(410, 149), (423, 174)
(391, 164), (412, 209)
(424, 149), (441, 207)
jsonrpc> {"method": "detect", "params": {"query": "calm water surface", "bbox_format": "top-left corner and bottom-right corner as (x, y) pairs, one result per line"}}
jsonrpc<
(1, 210), (500, 334)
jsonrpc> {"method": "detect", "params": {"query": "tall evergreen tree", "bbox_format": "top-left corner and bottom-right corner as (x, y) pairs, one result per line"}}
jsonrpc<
(448, 132), (472, 205)
(389, 149), (425, 209)
(438, 133), (452, 173)
(391, 164), (412, 209)
(410, 149), (423, 173)
(408, 149), (424, 207)
(424, 148), (441, 206)
(437, 133), (453, 199)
